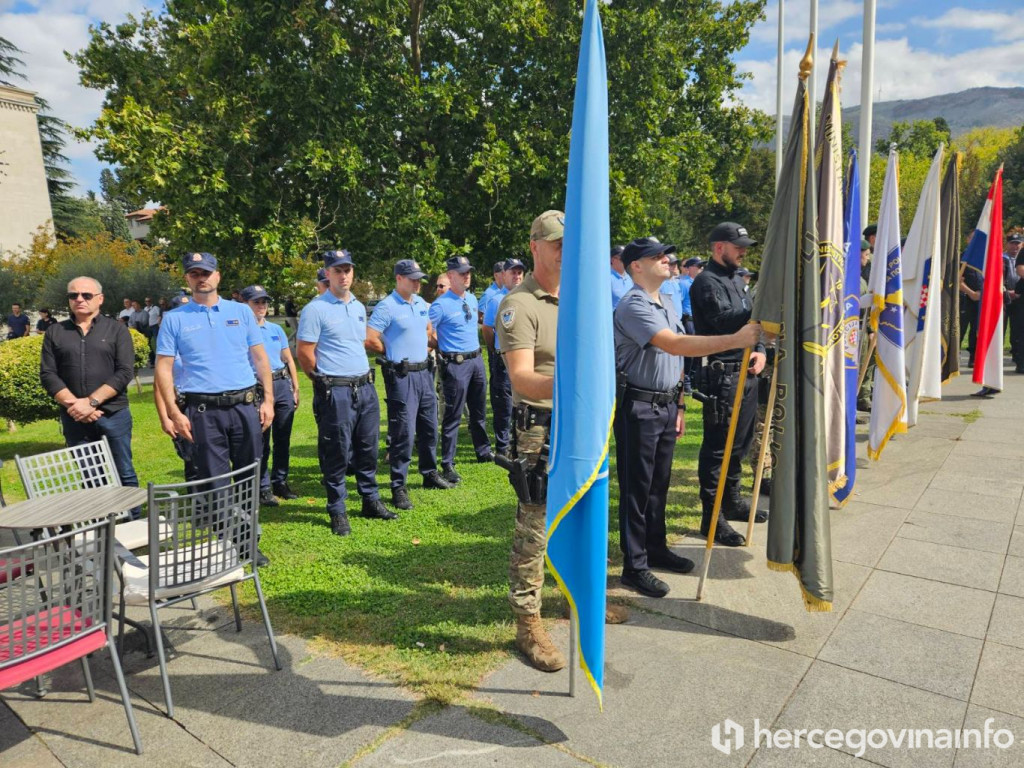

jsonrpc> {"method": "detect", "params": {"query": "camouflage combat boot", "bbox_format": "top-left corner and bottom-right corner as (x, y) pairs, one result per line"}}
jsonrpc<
(515, 614), (566, 672)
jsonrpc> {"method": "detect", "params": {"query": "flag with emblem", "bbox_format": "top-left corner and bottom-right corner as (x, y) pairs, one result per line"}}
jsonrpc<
(833, 149), (861, 507)
(545, 0), (614, 708)
(902, 145), (945, 427)
(813, 45), (847, 501)
(868, 148), (907, 459)
(971, 167), (1005, 393)
(749, 41), (833, 611)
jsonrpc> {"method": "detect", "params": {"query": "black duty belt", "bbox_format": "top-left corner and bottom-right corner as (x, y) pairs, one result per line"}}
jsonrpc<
(515, 403), (551, 430)
(440, 349), (480, 364)
(183, 386), (257, 408)
(379, 359), (430, 373)
(707, 360), (744, 374)
(622, 385), (679, 406)
(271, 368), (291, 381)
(681, 314), (693, 322)
(321, 372), (373, 387)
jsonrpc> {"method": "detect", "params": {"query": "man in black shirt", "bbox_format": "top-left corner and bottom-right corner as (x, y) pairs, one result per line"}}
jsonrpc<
(40, 276), (140, 513)
(691, 222), (767, 547)
(5, 303), (30, 339)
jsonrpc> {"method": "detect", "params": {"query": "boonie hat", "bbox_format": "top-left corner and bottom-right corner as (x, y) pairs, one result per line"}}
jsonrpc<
(530, 210), (565, 242)
(621, 237), (678, 268)
(708, 222), (757, 248)
(504, 258), (526, 272)
(395, 259), (427, 280)
(241, 285), (271, 302)
(322, 249), (354, 268)
(183, 252), (217, 272)
(446, 256), (475, 274)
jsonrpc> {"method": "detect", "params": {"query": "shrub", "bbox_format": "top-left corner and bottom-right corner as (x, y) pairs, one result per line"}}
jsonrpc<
(0, 328), (150, 426)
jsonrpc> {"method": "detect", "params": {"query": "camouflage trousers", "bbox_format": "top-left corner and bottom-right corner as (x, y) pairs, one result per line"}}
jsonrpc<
(508, 423), (548, 616)
(859, 326), (875, 403)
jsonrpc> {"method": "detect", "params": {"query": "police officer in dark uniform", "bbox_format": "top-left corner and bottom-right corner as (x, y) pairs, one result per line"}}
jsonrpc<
(366, 259), (454, 510)
(296, 250), (397, 536)
(614, 238), (761, 597)
(691, 223), (768, 547)
(482, 258), (526, 459)
(155, 252), (275, 565)
(429, 256), (494, 484)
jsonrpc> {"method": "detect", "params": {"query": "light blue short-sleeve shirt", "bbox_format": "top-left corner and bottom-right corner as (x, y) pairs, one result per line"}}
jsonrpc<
(611, 268), (634, 309)
(156, 299), (262, 393)
(679, 275), (694, 317)
(368, 290), (431, 363)
(428, 290), (480, 353)
(296, 292), (370, 376)
(482, 287), (508, 352)
(256, 321), (288, 373)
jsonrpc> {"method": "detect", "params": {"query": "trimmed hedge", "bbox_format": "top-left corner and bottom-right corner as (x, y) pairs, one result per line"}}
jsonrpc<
(0, 327), (149, 426)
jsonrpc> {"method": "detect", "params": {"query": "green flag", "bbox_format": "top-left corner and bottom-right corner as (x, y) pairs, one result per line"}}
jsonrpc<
(939, 153), (961, 384)
(750, 55), (834, 612)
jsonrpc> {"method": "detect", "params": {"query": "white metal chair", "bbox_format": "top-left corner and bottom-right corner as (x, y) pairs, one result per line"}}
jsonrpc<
(119, 461), (280, 718)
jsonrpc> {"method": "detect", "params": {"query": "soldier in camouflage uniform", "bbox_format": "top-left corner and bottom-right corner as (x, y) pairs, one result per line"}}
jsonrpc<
(496, 210), (627, 673)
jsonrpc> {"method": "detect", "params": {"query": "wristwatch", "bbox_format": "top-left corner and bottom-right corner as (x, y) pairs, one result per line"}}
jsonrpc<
(88, 397), (101, 408)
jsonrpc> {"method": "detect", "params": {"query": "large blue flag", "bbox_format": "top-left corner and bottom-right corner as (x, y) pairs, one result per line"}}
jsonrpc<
(546, 0), (614, 710)
(834, 150), (861, 506)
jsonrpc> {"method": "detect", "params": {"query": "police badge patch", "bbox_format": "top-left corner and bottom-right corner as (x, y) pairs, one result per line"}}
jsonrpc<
(500, 308), (516, 329)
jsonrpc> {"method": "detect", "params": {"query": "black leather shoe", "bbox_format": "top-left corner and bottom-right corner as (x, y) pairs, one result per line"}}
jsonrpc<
(647, 549), (695, 574)
(496, 449), (512, 462)
(361, 497), (399, 520)
(856, 397), (871, 413)
(971, 386), (998, 398)
(759, 476), (772, 497)
(724, 490), (768, 523)
(391, 486), (413, 510)
(440, 465), (461, 485)
(255, 549), (271, 568)
(699, 518), (746, 547)
(272, 482), (299, 500)
(477, 452), (495, 464)
(330, 513), (351, 537)
(621, 569), (670, 598)
(259, 489), (279, 507)
(422, 471), (453, 490)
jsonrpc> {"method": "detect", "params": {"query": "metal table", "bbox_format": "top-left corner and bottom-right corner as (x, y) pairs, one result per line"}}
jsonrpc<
(0, 487), (149, 529)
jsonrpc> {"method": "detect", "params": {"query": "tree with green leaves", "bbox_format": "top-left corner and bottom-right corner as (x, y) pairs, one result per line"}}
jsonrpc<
(875, 118), (951, 158)
(74, 0), (768, 294)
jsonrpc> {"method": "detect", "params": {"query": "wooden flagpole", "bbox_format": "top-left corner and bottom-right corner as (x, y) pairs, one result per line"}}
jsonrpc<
(696, 347), (752, 601)
(746, 357), (780, 546)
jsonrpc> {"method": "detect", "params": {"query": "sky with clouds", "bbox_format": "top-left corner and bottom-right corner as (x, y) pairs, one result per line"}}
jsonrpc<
(3, 0), (1023, 194)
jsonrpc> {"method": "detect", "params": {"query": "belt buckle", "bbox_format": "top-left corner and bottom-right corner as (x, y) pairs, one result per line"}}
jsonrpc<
(455, 353), (465, 364)
(244, 390), (254, 403)
(710, 360), (725, 371)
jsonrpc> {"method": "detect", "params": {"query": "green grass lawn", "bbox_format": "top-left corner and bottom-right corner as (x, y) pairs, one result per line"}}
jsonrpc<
(0, 362), (709, 704)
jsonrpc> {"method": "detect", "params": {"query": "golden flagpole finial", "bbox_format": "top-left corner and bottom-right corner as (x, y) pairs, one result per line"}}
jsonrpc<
(799, 34), (814, 81)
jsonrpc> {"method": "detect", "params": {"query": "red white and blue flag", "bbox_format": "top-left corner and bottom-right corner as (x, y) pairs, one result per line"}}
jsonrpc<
(963, 169), (1004, 392)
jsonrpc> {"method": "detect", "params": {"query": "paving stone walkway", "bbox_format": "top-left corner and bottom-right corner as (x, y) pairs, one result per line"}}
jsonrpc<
(4, 355), (1024, 767)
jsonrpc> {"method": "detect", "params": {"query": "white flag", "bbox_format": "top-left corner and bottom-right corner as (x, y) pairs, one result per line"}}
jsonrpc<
(902, 146), (945, 426)
(868, 148), (907, 460)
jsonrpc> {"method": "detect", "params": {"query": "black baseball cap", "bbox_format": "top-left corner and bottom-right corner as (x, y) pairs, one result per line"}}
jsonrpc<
(493, 260), (506, 273)
(322, 249), (354, 268)
(395, 259), (427, 280)
(241, 285), (271, 302)
(446, 255), (475, 274)
(708, 222), (757, 248)
(611, 245), (625, 258)
(1009, 234), (1023, 244)
(863, 224), (877, 238)
(621, 237), (678, 268)
(683, 257), (705, 268)
(504, 258), (526, 271)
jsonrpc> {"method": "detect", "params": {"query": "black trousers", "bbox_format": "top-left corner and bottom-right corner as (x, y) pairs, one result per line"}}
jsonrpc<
(1009, 299), (1024, 366)
(488, 352), (513, 453)
(614, 397), (677, 571)
(439, 355), (491, 465)
(382, 367), (438, 489)
(697, 370), (758, 511)
(960, 298), (978, 360)
(260, 377), (296, 490)
(313, 381), (381, 518)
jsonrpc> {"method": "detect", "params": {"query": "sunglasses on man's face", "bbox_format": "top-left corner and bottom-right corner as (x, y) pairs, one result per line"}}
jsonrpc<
(67, 292), (97, 301)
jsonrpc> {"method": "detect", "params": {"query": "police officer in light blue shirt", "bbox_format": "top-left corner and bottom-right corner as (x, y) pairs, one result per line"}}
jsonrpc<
(479, 261), (506, 321)
(482, 258), (525, 457)
(428, 255), (493, 482)
(242, 285), (301, 506)
(610, 244), (634, 309)
(367, 259), (454, 510)
(155, 252), (275, 566)
(297, 249), (397, 536)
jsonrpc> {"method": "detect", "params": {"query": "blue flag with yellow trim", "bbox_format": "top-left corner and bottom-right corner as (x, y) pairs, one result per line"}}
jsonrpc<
(546, 0), (614, 710)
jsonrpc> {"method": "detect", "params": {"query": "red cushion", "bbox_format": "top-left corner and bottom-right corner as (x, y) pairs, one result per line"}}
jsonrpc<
(0, 607), (102, 690)
(0, 558), (33, 585)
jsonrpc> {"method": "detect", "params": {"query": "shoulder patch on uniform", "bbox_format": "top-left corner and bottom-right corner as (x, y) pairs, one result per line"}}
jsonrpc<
(500, 307), (516, 329)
